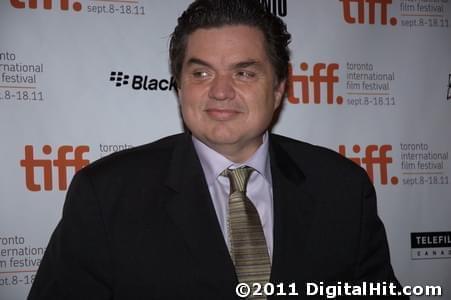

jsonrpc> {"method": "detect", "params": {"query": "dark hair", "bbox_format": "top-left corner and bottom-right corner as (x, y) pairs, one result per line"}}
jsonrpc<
(169, 0), (291, 85)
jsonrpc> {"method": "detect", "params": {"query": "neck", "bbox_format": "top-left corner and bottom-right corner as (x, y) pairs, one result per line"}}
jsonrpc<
(203, 137), (263, 163)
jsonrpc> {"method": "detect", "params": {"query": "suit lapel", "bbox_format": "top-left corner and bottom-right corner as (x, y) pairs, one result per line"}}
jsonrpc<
(269, 135), (318, 285)
(164, 133), (238, 296)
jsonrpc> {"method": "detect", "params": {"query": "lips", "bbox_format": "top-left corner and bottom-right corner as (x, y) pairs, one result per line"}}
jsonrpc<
(205, 108), (241, 120)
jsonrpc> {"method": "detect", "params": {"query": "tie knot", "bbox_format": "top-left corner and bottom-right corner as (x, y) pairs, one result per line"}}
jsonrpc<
(222, 166), (253, 193)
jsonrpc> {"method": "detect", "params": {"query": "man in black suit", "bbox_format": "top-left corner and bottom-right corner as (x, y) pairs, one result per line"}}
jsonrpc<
(29, 0), (407, 299)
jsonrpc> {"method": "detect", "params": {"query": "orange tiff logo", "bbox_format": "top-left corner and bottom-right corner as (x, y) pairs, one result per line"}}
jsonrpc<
(20, 145), (90, 192)
(339, 0), (397, 25)
(288, 62), (343, 105)
(339, 144), (399, 185)
(10, 0), (82, 11)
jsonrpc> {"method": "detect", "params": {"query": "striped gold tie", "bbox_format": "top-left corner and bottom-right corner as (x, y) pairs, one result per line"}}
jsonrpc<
(223, 167), (271, 299)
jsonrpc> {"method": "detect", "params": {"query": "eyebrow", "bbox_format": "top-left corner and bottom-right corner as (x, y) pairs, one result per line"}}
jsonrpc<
(233, 60), (261, 69)
(185, 57), (262, 70)
(186, 58), (212, 68)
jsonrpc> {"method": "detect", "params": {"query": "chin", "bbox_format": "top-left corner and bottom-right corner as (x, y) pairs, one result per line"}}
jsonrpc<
(206, 134), (239, 147)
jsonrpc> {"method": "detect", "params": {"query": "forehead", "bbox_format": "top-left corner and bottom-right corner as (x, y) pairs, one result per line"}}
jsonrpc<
(183, 25), (269, 65)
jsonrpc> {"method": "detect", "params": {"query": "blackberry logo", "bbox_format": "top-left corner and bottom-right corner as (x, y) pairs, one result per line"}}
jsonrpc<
(109, 71), (177, 91)
(110, 72), (129, 87)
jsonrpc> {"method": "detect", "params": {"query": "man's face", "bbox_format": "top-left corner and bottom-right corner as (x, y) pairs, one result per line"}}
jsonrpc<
(178, 25), (285, 162)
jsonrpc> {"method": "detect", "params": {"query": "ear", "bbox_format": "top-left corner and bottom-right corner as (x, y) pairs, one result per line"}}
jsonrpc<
(273, 79), (286, 110)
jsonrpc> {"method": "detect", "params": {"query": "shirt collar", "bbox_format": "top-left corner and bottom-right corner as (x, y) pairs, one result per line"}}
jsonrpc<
(192, 132), (271, 186)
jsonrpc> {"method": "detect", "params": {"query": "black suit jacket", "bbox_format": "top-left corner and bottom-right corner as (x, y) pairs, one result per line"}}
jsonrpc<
(28, 133), (405, 299)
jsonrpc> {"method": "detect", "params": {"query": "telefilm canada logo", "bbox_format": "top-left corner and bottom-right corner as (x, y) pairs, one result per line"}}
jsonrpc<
(109, 71), (177, 91)
(411, 231), (451, 260)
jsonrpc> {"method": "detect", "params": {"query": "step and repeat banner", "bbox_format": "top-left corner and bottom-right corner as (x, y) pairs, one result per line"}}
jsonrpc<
(1, 0), (450, 299)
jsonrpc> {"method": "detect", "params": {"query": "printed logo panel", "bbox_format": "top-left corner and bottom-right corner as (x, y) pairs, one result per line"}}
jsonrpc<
(339, 0), (450, 29)
(447, 73), (451, 101)
(339, 144), (398, 185)
(259, 0), (288, 17)
(288, 62), (342, 105)
(411, 232), (451, 260)
(109, 71), (177, 91)
(288, 61), (397, 107)
(20, 145), (90, 191)
(10, 0), (82, 11)
(0, 52), (45, 103)
(9, 0), (147, 16)
(340, 0), (397, 25)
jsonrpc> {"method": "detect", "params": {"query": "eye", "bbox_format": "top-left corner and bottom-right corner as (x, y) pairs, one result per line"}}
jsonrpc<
(236, 70), (256, 80)
(192, 70), (210, 79)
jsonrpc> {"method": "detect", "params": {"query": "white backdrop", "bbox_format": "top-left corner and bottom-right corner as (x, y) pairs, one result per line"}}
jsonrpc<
(1, 0), (450, 299)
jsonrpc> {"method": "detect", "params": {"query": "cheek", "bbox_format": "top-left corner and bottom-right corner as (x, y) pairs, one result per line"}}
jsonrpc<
(179, 84), (206, 105)
(179, 94), (205, 125)
(248, 91), (276, 114)
(179, 90), (197, 109)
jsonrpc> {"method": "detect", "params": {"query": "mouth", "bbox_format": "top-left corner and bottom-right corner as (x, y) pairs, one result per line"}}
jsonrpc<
(205, 108), (241, 121)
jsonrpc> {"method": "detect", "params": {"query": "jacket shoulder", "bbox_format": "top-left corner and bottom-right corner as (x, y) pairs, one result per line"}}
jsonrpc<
(270, 134), (368, 180)
(81, 133), (185, 179)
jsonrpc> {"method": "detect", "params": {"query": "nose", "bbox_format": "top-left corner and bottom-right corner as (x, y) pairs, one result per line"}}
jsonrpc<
(208, 74), (236, 101)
